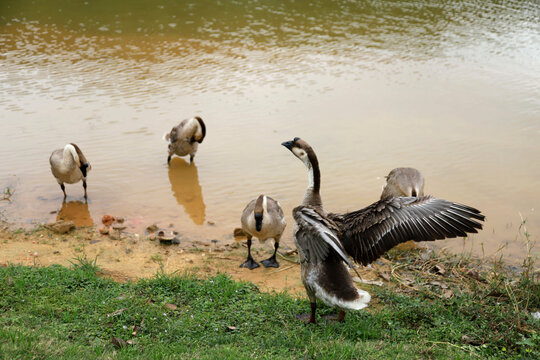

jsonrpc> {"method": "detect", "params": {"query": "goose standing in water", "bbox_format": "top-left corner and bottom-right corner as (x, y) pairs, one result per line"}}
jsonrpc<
(165, 116), (206, 164)
(381, 167), (424, 199)
(50, 143), (91, 199)
(282, 137), (484, 324)
(239, 195), (286, 270)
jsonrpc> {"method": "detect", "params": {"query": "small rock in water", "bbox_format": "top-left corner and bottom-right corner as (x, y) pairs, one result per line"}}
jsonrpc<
(102, 214), (115, 226)
(112, 225), (127, 231)
(207, 221), (215, 226)
(147, 234), (156, 241)
(158, 230), (178, 244)
(99, 227), (110, 235)
(115, 217), (125, 224)
(45, 220), (75, 234)
(146, 224), (159, 233)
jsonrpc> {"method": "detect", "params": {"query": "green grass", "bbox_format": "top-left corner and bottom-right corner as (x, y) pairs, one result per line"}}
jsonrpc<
(0, 260), (538, 359)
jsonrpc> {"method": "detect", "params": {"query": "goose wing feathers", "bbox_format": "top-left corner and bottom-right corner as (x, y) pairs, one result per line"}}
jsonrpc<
(330, 196), (485, 266)
(293, 206), (354, 269)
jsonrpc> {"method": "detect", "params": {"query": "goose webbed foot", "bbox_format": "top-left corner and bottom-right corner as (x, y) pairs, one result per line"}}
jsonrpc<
(296, 302), (317, 324)
(261, 242), (280, 268)
(295, 313), (316, 324)
(239, 257), (260, 270)
(322, 310), (346, 323)
(261, 256), (279, 268)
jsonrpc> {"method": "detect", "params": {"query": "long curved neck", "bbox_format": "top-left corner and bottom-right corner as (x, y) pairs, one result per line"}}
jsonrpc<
(63, 144), (79, 167)
(302, 151), (322, 207)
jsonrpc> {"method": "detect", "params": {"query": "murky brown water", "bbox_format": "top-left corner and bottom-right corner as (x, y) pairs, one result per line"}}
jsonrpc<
(1, 0), (539, 264)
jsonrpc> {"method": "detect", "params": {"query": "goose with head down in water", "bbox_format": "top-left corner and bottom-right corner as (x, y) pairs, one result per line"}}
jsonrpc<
(165, 116), (206, 164)
(49, 143), (91, 199)
(282, 137), (484, 324)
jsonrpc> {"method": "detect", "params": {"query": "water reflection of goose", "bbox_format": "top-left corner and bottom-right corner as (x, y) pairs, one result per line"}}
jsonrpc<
(167, 157), (206, 225)
(56, 200), (93, 227)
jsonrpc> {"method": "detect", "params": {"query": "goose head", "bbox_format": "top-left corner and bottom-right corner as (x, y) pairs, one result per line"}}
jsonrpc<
(281, 137), (315, 169)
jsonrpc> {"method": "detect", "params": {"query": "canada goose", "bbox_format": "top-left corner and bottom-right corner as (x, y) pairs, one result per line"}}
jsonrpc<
(240, 195), (286, 270)
(381, 167), (424, 199)
(49, 143), (91, 199)
(164, 116), (206, 164)
(282, 137), (484, 324)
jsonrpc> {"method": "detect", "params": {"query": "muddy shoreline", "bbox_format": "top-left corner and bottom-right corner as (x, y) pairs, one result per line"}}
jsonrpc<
(0, 219), (428, 297)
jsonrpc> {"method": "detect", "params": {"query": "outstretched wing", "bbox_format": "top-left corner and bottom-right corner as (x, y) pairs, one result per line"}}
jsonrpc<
(332, 196), (485, 265)
(293, 206), (354, 269)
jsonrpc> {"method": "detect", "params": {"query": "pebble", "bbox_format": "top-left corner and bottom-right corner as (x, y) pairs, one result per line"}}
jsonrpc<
(102, 214), (115, 226)
(45, 220), (75, 234)
(146, 224), (159, 233)
(99, 227), (110, 235)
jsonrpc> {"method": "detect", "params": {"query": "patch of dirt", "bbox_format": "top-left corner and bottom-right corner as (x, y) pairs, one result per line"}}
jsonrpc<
(0, 225), (311, 295)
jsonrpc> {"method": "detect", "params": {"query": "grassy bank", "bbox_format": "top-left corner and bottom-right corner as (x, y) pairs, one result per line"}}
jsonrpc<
(0, 252), (538, 360)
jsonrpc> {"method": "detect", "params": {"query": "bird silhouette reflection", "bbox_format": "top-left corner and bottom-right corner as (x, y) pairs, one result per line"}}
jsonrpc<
(56, 200), (93, 227)
(167, 157), (206, 225)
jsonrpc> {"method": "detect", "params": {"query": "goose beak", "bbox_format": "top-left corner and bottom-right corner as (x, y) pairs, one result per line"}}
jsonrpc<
(281, 140), (294, 150)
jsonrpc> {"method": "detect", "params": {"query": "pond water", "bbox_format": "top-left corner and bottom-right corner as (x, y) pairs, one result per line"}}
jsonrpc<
(1, 0), (539, 264)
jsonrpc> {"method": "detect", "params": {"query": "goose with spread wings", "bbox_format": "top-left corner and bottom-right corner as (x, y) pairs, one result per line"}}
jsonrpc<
(282, 137), (484, 324)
